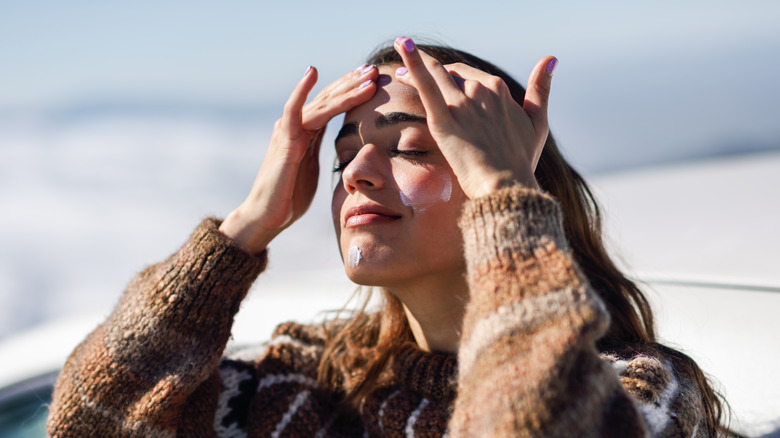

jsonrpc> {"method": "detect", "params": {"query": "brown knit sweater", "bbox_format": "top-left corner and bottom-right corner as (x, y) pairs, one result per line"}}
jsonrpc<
(47, 187), (709, 437)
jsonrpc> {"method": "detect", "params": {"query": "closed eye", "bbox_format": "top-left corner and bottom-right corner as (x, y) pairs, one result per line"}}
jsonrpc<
(390, 149), (427, 158)
(334, 150), (427, 173)
(390, 149), (428, 165)
(332, 158), (353, 174)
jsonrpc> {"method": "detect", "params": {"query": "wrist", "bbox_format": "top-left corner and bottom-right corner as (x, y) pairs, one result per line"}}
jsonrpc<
(219, 208), (275, 255)
(468, 171), (540, 199)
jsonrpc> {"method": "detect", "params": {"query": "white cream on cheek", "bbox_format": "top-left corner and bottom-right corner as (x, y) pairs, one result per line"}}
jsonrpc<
(396, 170), (453, 214)
(348, 245), (362, 267)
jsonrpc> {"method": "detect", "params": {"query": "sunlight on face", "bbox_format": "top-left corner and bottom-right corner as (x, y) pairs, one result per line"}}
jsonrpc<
(330, 66), (468, 290)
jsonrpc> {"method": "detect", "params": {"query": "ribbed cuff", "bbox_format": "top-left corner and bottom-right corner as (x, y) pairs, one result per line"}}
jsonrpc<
(177, 217), (269, 318)
(459, 186), (568, 271)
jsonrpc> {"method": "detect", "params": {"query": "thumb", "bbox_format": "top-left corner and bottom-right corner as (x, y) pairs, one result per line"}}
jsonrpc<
(523, 56), (557, 134)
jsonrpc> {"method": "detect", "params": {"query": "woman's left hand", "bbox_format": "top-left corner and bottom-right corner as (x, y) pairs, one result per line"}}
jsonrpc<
(392, 37), (556, 198)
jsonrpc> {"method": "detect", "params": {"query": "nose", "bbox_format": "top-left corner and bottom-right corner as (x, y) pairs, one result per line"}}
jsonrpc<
(341, 144), (386, 195)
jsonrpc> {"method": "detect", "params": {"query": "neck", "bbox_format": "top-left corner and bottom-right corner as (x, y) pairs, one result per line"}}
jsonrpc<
(388, 273), (468, 354)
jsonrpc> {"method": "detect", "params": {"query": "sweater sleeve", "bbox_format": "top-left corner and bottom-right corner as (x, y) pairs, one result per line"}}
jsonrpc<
(449, 186), (706, 437)
(46, 218), (267, 437)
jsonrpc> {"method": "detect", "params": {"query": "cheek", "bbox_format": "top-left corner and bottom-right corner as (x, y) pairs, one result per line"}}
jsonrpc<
(394, 166), (454, 213)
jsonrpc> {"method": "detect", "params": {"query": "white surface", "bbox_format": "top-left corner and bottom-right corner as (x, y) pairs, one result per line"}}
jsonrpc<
(592, 151), (780, 286)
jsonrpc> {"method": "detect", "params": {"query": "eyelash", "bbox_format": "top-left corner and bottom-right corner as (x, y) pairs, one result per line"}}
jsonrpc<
(332, 159), (352, 174)
(332, 149), (427, 174)
(390, 148), (426, 158)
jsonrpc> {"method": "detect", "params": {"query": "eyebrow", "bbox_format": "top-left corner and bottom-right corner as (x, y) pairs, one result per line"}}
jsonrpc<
(335, 112), (427, 144)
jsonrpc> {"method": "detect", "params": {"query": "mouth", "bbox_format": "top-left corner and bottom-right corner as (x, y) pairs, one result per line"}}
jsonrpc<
(344, 204), (402, 228)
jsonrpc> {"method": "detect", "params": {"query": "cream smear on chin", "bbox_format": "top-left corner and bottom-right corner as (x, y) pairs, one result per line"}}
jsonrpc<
(397, 173), (453, 214)
(348, 246), (362, 267)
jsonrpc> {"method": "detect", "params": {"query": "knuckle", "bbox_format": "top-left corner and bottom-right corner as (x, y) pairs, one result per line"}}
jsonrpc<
(485, 75), (505, 90)
(428, 58), (444, 70)
(450, 92), (471, 107)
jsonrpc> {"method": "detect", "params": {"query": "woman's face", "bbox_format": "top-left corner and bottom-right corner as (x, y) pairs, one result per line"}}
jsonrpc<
(331, 66), (469, 289)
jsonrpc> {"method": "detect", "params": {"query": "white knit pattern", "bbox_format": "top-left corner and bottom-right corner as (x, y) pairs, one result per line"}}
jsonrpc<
(214, 364), (253, 438)
(639, 360), (680, 435)
(256, 373), (318, 393)
(405, 398), (430, 438)
(271, 390), (310, 438)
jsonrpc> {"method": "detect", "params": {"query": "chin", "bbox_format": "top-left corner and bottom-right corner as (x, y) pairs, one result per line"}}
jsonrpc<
(344, 261), (405, 290)
(344, 265), (380, 287)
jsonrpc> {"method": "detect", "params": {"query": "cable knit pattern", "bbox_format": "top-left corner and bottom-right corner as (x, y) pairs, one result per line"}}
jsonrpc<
(47, 188), (710, 437)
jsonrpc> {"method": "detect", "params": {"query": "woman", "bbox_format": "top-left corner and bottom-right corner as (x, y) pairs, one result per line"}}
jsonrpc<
(47, 37), (727, 437)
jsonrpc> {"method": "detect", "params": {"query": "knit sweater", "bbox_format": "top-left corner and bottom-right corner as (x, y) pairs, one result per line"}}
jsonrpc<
(47, 186), (710, 437)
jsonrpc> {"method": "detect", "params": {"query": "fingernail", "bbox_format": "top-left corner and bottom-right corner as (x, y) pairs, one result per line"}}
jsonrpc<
(304, 66), (312, 77)
(354, 63), (367, 72)
(396, 36), (415, 53)
(359, 79), (373, 89)
(404, 38), (415, 52)
(361, 64), (375, 75)
(546, 58), (558, 75)
(396, 66), (408, 76)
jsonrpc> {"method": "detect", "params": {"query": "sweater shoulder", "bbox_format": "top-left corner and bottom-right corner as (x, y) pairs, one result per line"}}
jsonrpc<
(222, 321), (331, 373)
(601, 345), (709, 436)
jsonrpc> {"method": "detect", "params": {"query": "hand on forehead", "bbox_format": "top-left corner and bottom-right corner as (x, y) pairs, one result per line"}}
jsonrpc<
(341, 67), (426, 134)
(350, 65), (418, 111)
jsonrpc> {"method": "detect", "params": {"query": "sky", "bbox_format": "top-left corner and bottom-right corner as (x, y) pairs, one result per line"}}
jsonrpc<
(3, 1), (780, 172)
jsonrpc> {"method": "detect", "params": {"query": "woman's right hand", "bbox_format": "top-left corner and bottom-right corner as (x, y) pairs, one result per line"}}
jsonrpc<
(220, 65), (379, 254)
(392, 37), (555, 199)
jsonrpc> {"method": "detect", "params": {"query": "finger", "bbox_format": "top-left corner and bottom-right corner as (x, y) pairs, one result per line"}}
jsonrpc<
(443, 62), (502, 90)
(302, 66), (379, 130)
(281, 66), (320, 133)
(318, 63), (377, 97)
(442, 62), (490, 82)
(523, 56), (557, 134)
(393, 37), (460, 125)
(439, 62), (517, 100)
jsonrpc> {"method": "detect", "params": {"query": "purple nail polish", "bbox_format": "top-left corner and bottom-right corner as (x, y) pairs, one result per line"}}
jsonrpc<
(359, 79), (373, 89)
(546, 58), (558, 74)
(304, 66), (312, 76)
(361, 64), (375, 75)
(354, 63), (367, 72)
(403, 38), (415, 53)
(396, 66), (408, 76)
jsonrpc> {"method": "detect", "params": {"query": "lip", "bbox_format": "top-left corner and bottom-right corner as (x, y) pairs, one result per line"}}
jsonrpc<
(344, 203), (402, 228)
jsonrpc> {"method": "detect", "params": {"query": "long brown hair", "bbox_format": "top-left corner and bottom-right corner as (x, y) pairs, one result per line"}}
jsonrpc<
(318, 43), (729, 435)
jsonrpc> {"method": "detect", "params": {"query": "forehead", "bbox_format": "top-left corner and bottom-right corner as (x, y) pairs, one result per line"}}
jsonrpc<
(343, 66), (425, 125)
